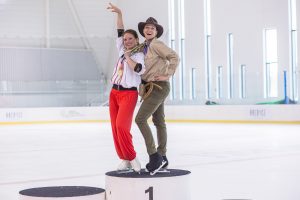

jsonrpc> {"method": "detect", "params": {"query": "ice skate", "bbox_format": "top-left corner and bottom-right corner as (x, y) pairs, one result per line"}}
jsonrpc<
(145, 152), (168, 175)
(145, 165), (169, 173)
(130, 157), (141, 173)
(117, 160), (131, 171)
(149, 160), (167, 175)
(145, 155), (169, 173)
(116, 169), (134, 174)
(162, 155), (169, 169)
(117, 160), (134, 174)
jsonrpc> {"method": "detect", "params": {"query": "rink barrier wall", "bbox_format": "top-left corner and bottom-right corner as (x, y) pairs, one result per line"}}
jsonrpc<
(0, 105), (300, 125)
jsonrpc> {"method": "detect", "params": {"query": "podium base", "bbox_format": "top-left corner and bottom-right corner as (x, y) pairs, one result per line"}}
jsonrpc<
(19, 186), (105, 200)
(105, 169), (191, 200)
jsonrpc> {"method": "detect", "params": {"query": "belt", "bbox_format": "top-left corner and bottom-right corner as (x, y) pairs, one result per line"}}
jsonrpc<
(112, 84), (137, 91)
(141, 80), (168, 86)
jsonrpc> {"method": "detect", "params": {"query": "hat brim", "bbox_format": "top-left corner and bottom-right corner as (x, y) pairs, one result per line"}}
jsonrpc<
(138, 22), (163, 38)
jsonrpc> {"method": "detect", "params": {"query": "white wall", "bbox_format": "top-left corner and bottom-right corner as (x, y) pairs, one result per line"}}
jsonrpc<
(184, 0), (206, 100)
(0, 47), (100, 80)
(0, 0), (298, 104)
(210, 0), (289, 101)
(0, 0), (115, 76)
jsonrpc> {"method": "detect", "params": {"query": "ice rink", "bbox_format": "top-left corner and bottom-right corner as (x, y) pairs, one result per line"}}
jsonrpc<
(1, 122), (300, 200)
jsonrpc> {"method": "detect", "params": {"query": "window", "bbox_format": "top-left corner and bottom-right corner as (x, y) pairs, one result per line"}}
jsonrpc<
(263, 29), (278, 98)
(178, 0), (185, 100)
(168, 0), (176, 100)
(227, 33), (234, 99)
(204, 0), (211, 99)
(240, 64), (246, 99)
(191, 67), (201, 99)
(289, 0), (298, 101)
(216, 66), (223, 99)
(168, 0), (186, 100)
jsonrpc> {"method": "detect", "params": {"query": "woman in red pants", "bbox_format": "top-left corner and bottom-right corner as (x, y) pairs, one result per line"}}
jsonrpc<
(107, 3), (145, 172)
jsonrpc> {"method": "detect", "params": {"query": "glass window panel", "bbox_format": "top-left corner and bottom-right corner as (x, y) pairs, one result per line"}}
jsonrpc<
(265, 29), (278, 62)
(264, 29), (278, 98)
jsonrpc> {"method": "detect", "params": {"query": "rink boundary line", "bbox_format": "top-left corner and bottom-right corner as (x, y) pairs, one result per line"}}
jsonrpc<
(166, 119), (300, 124)
(0, 120), (106, 125)
(0, 119), (300, 125)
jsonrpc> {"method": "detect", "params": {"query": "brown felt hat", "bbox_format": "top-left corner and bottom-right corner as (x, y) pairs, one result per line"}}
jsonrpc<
(138, 17), (164, 38)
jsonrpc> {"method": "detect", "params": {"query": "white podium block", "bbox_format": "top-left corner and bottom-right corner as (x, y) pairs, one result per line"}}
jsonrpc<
(105, 169), (191, 200)
(19, 186), (105, 200)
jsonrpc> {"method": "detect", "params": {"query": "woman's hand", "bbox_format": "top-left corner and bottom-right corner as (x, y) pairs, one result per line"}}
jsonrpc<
(107, 2), (121, 14)
(124, 51), (131, 59)
(107, 2), (124, 29)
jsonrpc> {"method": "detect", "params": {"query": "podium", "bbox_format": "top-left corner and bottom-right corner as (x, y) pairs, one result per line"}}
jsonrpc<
(18, 169), (191, 200)
(105, 169), (191, 200)
(19, 186), (105, 200)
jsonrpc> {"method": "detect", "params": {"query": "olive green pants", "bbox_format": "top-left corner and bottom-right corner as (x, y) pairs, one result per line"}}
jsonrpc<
(135, 81), (170, 156)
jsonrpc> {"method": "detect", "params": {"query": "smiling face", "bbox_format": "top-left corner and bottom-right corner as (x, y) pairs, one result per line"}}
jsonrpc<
(123, 32), (139, 50)
(143, 24), (158, 41)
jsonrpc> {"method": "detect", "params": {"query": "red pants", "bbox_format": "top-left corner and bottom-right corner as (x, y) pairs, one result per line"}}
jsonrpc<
(109, 88), (138, 161)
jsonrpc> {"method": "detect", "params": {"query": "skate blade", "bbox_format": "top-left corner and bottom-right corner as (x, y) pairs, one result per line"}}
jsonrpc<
(117, 169), (134, 174)
(157, 169), (170, 173)
(150, 160), (167, 176)
(147, 168), (170, 173)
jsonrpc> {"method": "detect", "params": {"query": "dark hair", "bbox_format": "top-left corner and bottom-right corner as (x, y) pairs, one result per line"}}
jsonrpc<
(123, 29), (139, 39)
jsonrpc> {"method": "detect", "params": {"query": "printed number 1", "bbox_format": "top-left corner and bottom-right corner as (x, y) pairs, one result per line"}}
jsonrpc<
(145, 186), (153, 200)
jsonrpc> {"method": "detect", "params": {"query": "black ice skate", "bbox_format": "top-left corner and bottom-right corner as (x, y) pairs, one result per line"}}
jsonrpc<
(162, 155), (169, 170)
(145, 152), (167, 175)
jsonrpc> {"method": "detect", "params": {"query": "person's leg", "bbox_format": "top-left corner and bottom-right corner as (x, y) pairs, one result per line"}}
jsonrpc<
(109, 89), (124, 160)
(135, 82), (170, 173)
(151, 82), (170, 169)
(152, 103), (167, 156)
(115, 90), (138, 161)
(135, 93), (163, 155)
(151, 81), (170, 156)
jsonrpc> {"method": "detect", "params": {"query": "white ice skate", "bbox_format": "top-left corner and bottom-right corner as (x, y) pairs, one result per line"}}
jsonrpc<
(116, 169), (134, 174)
(130, 157), (141, 173)
(117, 160), (131, 171)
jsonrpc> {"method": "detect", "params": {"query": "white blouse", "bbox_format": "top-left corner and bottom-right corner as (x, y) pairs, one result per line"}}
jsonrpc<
(111, 37), (145, 88)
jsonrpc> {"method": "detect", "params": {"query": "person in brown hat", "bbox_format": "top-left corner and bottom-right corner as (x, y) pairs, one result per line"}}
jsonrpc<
(138, 17), (164, 39)
(135, 17), (180, 175)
